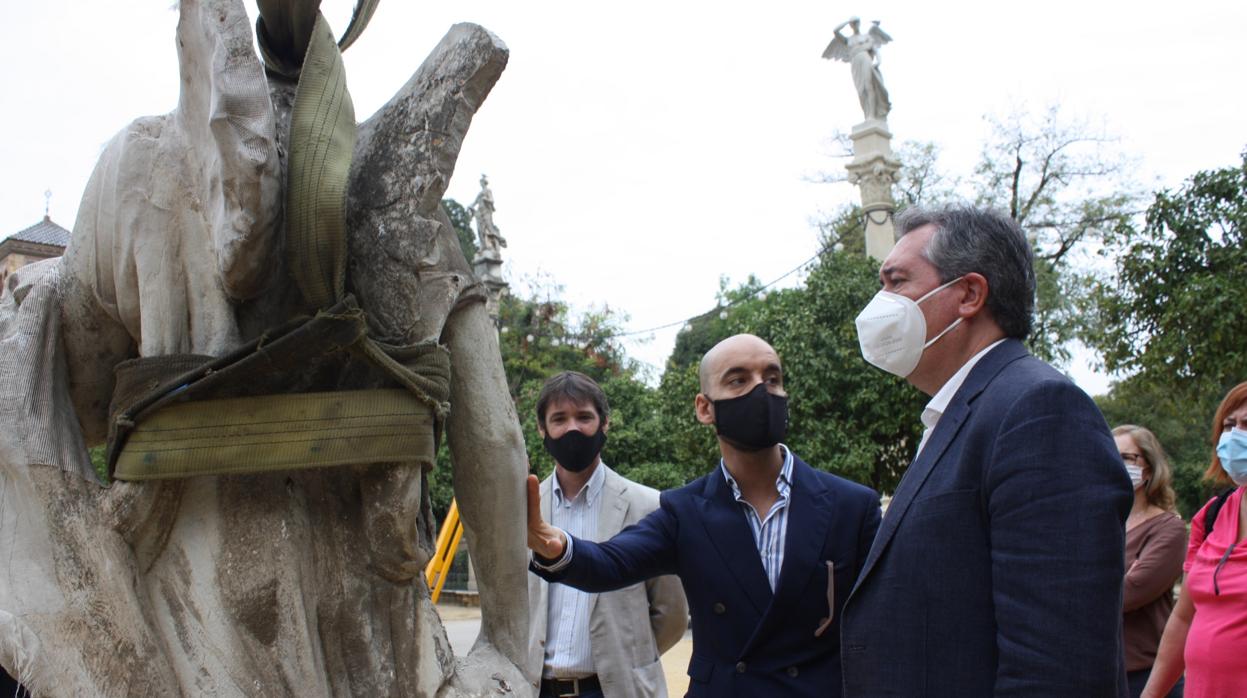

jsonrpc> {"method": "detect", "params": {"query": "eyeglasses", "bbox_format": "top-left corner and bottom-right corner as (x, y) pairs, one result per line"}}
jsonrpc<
(1120, 452), (1144, 465)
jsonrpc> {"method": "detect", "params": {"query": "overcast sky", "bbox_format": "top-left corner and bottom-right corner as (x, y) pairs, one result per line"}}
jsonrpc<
(3, 0), (1244, 394)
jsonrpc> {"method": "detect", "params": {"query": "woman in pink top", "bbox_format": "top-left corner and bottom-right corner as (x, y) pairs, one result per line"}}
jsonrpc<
(1143, 382), (1247, 698)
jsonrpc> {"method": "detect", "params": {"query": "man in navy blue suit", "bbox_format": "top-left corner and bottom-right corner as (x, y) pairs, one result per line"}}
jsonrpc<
(527, 334), (881, 697)
(841, 206), (1133, 697)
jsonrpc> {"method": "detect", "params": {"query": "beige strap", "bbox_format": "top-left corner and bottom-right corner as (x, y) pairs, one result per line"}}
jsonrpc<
(286, 10), (356, 310)
(114, 389), (435, 480)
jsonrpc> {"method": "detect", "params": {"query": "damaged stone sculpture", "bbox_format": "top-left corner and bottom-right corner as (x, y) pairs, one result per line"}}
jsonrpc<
(0, 0), (528, 695)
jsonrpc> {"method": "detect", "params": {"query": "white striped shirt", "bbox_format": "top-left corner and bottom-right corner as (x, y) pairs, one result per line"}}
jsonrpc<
(544, 463), (607, 678)
(720, 445), (794, 592)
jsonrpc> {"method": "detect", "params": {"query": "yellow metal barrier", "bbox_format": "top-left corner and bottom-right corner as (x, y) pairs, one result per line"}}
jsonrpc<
(425, 499), (464, 603)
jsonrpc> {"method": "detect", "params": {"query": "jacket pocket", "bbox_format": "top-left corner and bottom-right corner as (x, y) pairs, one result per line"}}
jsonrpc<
(909, 488), (980, 519)
(687, 654), (713, 684)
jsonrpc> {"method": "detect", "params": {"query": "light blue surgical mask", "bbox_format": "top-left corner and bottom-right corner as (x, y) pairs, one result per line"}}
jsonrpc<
(1217, 428), (1247, 486)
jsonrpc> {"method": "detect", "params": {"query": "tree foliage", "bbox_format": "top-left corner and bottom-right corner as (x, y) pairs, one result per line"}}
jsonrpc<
(429, 280), (680, 520)
(1089, 154), (1247, 389)
(442, 198), (477, 262)
(1085, 153), (1247, 515)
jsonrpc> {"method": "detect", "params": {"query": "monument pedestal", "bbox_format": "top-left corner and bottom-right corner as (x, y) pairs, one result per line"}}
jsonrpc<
(845, 119), (902, 261)
(472, 249), (508, 322)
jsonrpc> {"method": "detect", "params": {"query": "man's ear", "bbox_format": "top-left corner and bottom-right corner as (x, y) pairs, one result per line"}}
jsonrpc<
(601, 417), (610, 434)
(694, 393), (716, 426)
(536, 420), (547, 439)
(957, 272), (990, 319)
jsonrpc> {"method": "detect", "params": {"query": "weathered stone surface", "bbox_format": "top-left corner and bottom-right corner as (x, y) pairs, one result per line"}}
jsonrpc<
(0, 2), (527, 695)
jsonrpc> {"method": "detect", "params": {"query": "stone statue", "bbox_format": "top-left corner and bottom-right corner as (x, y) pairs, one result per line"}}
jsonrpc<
(472, 174), (507, 256)
(0, 1), (529, 695)
(822, 17), (893, 122)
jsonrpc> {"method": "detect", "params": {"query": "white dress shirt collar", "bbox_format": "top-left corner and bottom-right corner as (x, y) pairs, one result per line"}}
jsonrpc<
(551, 459), (607, 508)
(921, 338), (1007, 431)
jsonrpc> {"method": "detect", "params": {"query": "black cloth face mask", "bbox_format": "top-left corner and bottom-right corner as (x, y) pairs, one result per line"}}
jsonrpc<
(543, 428), (607, 473)
(712, 383), (789, 452)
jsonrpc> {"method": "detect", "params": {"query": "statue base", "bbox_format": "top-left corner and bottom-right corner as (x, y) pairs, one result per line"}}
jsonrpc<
(846, 119), (902, 262)
(471, 253), (508, 322)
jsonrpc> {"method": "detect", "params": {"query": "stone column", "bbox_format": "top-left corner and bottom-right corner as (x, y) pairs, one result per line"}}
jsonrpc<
(471, 250), (508, 322)
(845, 119), (902, 261)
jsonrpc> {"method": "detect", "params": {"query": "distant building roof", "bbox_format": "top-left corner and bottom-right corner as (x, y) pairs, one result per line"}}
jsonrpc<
(5, 216), (71, 248)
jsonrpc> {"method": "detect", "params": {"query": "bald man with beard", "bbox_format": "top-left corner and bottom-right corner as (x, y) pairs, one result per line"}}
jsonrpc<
(527, 334), (881, 697)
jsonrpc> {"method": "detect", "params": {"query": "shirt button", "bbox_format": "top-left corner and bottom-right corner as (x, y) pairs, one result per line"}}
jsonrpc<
(787, 666), (799, 678)
(713, 602), (726, 615)
(735, 662), (747, 673)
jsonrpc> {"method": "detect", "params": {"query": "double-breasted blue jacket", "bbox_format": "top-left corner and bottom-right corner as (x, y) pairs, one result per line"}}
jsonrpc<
(531, 454), (880, 697)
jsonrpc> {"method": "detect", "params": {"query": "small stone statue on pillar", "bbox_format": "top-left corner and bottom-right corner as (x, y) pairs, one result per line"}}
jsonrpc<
(823, 17), (902, 261)
(470, 174), (509, 320)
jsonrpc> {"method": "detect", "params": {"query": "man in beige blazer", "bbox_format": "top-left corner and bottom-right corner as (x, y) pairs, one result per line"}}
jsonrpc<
(526, 371), (688, 698)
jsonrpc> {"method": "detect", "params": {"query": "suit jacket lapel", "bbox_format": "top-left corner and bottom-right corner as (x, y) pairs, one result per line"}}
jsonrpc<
(854, 401), (969, 587)
(852, 340), (1029, 592)
(596, 466), (629, 542)
(696, 469), (774, 616)
(587, 467), (628, 619)
(532, 476), (554, 658)
(742, 457), (832, 655)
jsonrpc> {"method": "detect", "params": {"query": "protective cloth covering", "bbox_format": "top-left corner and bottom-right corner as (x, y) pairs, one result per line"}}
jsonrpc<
(0, 261), (95, 480)
(107, 4), (455, 481)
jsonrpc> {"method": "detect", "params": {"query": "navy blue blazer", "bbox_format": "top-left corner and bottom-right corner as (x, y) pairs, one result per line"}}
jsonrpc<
(531, 454), (881, 697)
(840, 339), (1133, 697)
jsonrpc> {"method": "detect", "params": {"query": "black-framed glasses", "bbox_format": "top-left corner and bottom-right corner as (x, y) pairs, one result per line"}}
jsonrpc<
(1120, 452), (1143, 465)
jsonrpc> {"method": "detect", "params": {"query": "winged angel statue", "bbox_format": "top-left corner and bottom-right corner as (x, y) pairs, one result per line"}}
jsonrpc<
(822, 17), (893, 121)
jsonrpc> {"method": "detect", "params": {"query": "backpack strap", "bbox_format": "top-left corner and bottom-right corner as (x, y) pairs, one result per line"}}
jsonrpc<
(1205, 487), (1237, 536)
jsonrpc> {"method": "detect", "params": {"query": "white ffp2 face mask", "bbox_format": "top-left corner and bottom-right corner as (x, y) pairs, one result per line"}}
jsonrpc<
(854, 277), (964, 378)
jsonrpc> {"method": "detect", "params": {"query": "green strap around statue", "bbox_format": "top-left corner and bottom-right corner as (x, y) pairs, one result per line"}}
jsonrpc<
(110, 2), (451, 481)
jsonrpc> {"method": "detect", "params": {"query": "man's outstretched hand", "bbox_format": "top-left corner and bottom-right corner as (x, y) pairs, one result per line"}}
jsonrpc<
(527, 474), (568, 561)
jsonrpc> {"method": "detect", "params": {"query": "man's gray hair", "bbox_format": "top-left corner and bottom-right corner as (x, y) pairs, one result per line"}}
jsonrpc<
(895, 206), (1036, 339)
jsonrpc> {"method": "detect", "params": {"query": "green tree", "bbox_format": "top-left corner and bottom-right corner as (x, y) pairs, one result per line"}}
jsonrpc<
(1085, 152), (1247, 515)
(428, 280), (684, 521)
(442, 198), (477, 262)
(653, 361), (720, 484)
(1089, 153), (1247, 391)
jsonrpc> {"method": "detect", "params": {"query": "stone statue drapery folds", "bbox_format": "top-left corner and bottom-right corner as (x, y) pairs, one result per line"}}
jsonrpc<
(822, 17), (893, 122)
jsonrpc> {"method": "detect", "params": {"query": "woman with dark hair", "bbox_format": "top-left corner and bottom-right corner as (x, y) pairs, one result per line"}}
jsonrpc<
(1143, 382), (1247, 698)
(1114, 424), (1186, 697)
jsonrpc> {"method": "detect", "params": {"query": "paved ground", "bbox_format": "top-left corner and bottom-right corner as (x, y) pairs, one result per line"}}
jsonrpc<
(438, 604), (692, 696)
